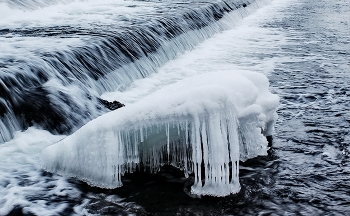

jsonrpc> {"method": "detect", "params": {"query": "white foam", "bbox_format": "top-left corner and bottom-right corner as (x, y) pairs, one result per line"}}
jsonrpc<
(0, 127), (74, 216)
(101, 0), (286, 104)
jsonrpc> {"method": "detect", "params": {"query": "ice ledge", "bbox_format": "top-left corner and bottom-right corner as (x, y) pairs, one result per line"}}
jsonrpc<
(40, 71), (279, 197)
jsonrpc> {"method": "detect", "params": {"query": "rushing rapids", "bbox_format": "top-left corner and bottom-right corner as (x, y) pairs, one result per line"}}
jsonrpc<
(0, 0), (264, 143)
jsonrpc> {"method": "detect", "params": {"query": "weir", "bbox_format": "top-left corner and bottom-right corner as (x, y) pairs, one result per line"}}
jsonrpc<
(0, 0), (268, 143)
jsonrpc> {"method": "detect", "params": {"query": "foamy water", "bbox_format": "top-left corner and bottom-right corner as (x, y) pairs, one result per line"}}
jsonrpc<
(102, 0), (285, 104)
(3, 0), (348, 214)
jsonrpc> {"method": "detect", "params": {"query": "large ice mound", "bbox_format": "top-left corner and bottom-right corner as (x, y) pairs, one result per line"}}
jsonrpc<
(40, 71), (279, 197)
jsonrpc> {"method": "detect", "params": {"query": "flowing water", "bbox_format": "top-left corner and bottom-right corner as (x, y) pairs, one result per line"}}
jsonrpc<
(0, 0), (258, 143)
(1, 0), (350, 215)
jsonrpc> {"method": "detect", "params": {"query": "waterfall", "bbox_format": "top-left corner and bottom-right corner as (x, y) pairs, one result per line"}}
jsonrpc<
(0, 0), (267, 143)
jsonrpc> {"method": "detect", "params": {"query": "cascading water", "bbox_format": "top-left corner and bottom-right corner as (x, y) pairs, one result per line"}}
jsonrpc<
(0, 0), (263, 143)
(1, 0), (349, 214)
(0, 0), (283, 214)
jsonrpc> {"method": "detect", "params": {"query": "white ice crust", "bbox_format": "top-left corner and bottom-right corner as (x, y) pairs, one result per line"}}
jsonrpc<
(41, 71), (279, 197)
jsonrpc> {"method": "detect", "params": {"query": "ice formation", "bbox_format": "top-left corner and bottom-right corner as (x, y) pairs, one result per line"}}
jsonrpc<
(41, 71), (279, 197)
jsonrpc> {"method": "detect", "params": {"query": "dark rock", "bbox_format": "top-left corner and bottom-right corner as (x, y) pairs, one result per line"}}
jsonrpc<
(99, 98), (125, 111)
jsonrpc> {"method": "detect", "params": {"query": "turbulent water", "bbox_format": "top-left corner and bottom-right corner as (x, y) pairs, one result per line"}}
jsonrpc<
(0, 0), (258, 143)
(1, 0), (350, 215)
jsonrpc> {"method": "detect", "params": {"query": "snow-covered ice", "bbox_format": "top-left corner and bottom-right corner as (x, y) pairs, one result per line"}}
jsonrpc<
(41, 70), (279, 197)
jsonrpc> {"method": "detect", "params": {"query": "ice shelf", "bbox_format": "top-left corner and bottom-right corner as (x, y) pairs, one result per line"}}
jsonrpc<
(41, 71), (279, 197)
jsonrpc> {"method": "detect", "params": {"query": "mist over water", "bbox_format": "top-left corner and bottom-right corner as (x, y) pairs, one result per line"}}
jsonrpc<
(1, 0), (350, 215)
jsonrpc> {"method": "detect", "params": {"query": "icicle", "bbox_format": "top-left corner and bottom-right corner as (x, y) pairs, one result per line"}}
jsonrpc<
(166, 123), (170, 161)
(201, 119), (209, 191)
(227, 112), (240, 192)
(140, 127), (144, 143)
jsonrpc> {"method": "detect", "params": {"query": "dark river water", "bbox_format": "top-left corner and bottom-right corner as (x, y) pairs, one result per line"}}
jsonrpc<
(2, 0), (350, 215)
(267, 0), (350, 214)
(73, 0), (350, 215)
